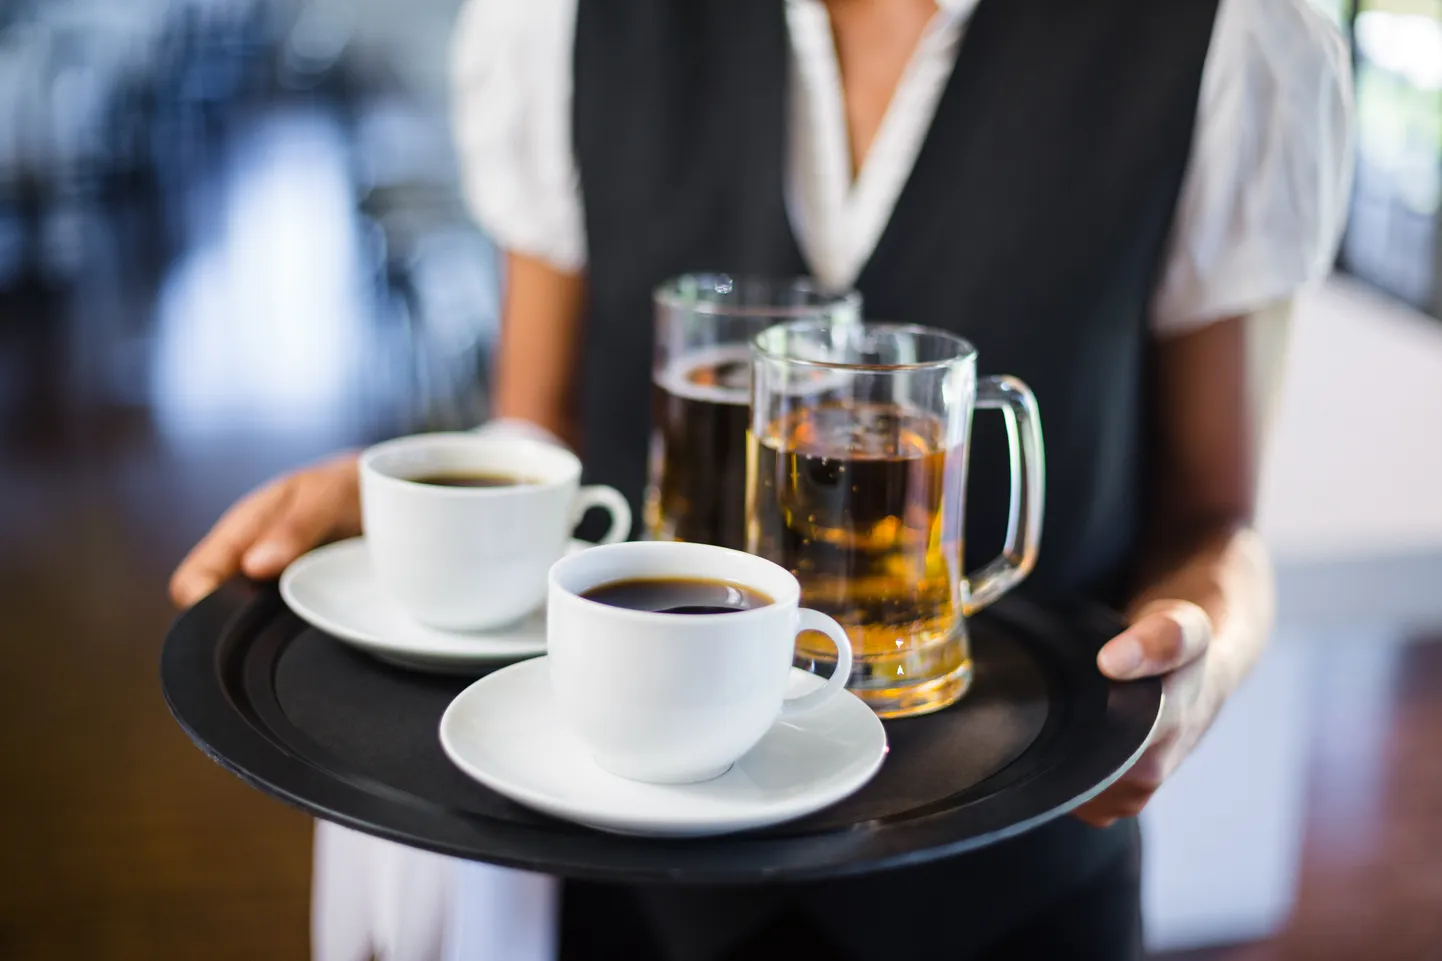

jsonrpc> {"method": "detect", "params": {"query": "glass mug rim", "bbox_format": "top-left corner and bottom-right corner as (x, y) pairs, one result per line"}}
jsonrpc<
(751, 319), (978, 372)
(652, 273), (861, 319)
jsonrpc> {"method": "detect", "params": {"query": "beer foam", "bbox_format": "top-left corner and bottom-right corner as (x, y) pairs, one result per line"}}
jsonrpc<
(654, 344), (753, 406)
(655, 344), (853, 405)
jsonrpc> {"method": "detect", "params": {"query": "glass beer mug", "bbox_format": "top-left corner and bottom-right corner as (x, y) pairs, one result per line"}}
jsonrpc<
(746, 321), (1044, 718)
(645, 275), (860, 551)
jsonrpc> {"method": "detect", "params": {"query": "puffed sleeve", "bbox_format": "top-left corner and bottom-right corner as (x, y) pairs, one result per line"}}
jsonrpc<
(450, 0), (586, 273)
(1150, 0), (1354, 335)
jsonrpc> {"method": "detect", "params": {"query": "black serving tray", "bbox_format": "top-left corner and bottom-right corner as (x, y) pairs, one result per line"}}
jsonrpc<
(161, 580), (1160, 884)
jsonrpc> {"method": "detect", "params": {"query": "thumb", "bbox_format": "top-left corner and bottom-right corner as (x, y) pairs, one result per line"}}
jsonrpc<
(1097, 599), (1212, 680)
(241, 486), (338, 578)
(241, 521), (319, 579)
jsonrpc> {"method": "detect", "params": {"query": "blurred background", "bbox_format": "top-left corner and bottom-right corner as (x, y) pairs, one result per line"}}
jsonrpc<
(0, 0), (1437, 959)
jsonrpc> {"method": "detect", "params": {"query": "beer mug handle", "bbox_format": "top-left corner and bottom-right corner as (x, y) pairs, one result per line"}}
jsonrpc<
(963, 376), (1045, 616)
(780, 609), (855, 719)
(573, 485), (633, 545)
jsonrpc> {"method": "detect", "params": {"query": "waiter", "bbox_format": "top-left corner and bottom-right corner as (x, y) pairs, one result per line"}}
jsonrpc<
(171, 0), (1352, 957)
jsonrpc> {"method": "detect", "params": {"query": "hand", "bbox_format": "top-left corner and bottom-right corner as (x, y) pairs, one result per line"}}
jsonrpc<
(169, 452), (362, 608)
(1073, 599), (1229, 828)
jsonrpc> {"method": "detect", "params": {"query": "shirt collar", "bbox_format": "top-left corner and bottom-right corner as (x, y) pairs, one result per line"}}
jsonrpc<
(786, 0), (980, 26)
(936, 0), (982, 23)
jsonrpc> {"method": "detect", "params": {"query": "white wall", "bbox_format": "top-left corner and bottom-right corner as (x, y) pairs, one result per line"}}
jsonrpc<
(1257, 276), (1442, 567)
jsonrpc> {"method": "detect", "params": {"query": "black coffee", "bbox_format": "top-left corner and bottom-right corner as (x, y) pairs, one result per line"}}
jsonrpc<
(580, 576), (773, 615)
(408, 471), (535, 488)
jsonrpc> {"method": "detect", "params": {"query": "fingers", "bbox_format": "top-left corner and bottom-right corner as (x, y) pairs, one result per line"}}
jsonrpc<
(168, 455), (361, 610)
(1075, 651), (1214, 827)
(1072, 807), (1115, 829)
(239, 461), (359, 580)
(1097, 599), (1212, 680)
(1073, 776), (1156, 828)
(1077, 605), (1220, 828)
(1072, 739), (1173, 827)
(169, 479), (292, 608)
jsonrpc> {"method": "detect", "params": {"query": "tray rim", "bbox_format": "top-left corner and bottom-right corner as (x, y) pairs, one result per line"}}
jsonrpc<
(161, 578), (1162, 884)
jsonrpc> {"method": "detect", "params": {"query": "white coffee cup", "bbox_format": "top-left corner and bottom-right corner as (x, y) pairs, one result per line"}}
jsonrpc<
(547, 541), (855, 784)
(360, 433), (631, 631)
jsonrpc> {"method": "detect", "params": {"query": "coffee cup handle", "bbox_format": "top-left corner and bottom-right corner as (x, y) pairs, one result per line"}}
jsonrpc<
(573, 485), (633, 545)
(780, 610), (854, 719)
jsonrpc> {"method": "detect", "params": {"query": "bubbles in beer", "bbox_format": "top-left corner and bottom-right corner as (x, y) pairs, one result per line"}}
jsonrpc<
(645, 345), (752, 550)
(746, 401), (969, 715)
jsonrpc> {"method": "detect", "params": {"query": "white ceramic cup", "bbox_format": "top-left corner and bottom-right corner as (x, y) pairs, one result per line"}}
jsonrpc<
(360, 433), (631, 631)
(547, 541), (855, 784)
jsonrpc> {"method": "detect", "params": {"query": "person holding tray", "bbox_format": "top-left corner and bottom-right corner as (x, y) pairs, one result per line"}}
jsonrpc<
(170, 0), (1352, 958)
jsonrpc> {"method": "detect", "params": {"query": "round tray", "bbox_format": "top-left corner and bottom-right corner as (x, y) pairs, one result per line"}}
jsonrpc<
(161, 580), (1160, 884)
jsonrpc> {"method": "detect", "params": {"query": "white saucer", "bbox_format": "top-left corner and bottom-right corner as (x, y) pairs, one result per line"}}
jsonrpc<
(279, 537), (582, 673)
(439, 657), (888, 837)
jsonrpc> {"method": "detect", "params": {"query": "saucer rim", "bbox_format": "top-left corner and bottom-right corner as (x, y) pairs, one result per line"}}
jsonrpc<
(278, 537), (567, 664)
(438, 657), (889, 836)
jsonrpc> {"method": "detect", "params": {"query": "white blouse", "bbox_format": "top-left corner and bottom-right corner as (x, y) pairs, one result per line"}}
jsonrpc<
(315, 10), (1355, 959)
(451, 0), (1353, 336)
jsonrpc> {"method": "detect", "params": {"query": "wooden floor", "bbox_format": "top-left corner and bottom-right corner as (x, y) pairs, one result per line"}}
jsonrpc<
(0, 489), (313, 960)
(0, 328), (318, 958)
(1155, 637), (1442, 961)
(2, 103), (1440, 961)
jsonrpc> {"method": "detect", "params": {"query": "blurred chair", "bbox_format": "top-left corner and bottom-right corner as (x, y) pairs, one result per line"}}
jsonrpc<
(352, 86), (499, 435)
(359, 185), (497, 436)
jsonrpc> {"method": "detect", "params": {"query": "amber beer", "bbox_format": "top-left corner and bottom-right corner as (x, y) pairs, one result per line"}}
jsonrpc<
(644, 275), (861, 550)
(748, 403), (970, 713)
(746, 321), (1044, 718)
(646, 345), (752, 551)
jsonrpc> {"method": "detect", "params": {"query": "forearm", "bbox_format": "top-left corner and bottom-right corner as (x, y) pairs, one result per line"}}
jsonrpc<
(1079, 313), (1287, 823)
(490, 251), (587, 445)
(1131, 312), (1279, 689)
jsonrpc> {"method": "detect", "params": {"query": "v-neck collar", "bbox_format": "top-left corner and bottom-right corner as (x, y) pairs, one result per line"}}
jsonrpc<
(783, 0), (981, 290)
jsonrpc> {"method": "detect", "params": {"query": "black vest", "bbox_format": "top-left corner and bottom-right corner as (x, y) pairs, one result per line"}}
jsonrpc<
(574, 0), (1219, 605)
(567, 1), (1220, 954)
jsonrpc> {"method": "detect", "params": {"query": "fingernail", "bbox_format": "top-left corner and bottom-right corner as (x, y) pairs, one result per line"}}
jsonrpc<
(244, 542), (287, 574)
(1099, 636), (1144, 678)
